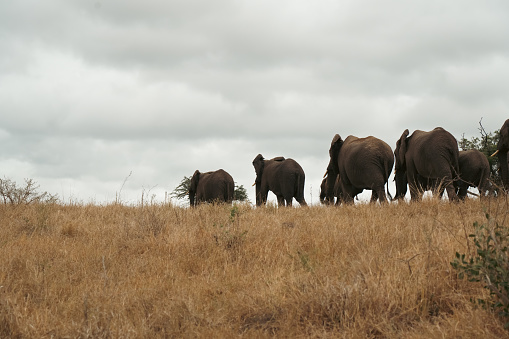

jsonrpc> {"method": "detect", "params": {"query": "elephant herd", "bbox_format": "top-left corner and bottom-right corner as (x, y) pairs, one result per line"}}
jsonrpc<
(190, 119), (509, 207)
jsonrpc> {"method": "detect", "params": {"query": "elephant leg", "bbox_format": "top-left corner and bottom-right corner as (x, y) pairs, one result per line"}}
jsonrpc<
(478, 186), (486, 199)
(444, 182), (458, 201)
(439, 176), (458, 201)
(458, 186), (468, 200)
(285, 197), (293, 207)
(338, 180), (356, 204)
(478, 177), (488, 198)
(445, 185), (458, 201)
(342, 186), (356, 204)
(295, 197), (307, 206)
(343, 195), (354, 204)
(374, 186), (388, 204)
(259, 187), (269, 206)
(407, 164), (422, 201)
(370, 190), (379, 203)
(277, 196), (285, 207)
(408, 179), (422, 202)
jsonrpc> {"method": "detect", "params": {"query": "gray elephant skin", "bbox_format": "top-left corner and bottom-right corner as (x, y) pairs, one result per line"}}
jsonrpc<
(455, 149), (490, 199)
(252, 154), (307, 207)
(325, 134), (394, 204)
(492, 119), (509, 190)
(189, 169), (234, 207)
(319, 176), (340, 205)
(394, 127), (459, 201)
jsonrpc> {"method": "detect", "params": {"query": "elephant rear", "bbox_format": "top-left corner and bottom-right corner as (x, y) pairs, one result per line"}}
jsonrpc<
(211, 169), (234, 203)
(280, 159), (307, 206)
(394, 127), (460, 201)
(190, 169), (234, 206)
(332, 135), (393, 203)
(457, 149), (490, 198)
(252, 154), (307, 207)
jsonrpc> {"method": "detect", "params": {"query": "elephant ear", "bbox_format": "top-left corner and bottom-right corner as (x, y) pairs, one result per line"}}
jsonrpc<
(327, 134), (343, 175)
(396, 129), (410, 170)
(190, 170), (200, 192)
(497, 119), (509, 152)
(252, 154), (265, 181)
(329, 134), (343, 157)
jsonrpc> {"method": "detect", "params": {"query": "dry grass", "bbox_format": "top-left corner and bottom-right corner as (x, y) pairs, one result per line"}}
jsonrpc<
(1, 198), (509, 338)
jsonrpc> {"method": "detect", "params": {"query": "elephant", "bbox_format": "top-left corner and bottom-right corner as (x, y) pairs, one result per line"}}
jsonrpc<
(319, 176), (340, 205)
(455, 149), (490, 199)
(394, 127), (460, 201)
(492, 119), (509, 190)
(320, 175), (373, 204)
(252, 154), (307, 207)
(189, 169), (234, 207)
(325, 134), (394, 204)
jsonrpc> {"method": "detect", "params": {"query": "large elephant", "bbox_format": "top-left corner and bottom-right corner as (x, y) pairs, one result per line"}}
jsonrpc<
(455, 149), (490, 199)
(394, 127), (459, 201)
(492, 119), (509, 190)
(252, 154), (307, 207)
(325, 135), (394, 204)
(189, 169), (234, 207)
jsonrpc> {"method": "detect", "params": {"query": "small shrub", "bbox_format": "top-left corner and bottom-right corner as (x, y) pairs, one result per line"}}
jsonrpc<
(451, 212), (509, 327)
(0, 177), (58, 205)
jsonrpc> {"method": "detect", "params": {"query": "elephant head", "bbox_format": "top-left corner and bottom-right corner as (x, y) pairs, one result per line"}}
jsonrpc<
(493, 119), (509, 190)
(252, 154), (265, 205)
(189, 170), (200, 206)
(319, 177), (328, 204)
(394, 129), (410, 200)
(320, 173), (341, 205)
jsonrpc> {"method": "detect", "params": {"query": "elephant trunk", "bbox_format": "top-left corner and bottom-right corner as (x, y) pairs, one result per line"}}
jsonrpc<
(255, 181), (262, 206)
(499, 151), (509, 190)
(189, 170), (200, 207)
(319, 191), (328, 205)
(325, 173), (337, 203)
(393, 170), (408, 200)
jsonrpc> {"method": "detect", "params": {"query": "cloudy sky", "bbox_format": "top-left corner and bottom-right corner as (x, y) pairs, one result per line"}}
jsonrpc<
(1, 1), (508, 205)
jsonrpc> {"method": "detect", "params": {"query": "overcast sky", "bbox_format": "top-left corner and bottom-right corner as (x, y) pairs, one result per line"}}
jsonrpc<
(1, 1), (508, 205)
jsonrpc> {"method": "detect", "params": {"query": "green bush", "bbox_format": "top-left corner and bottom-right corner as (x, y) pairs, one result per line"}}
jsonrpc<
(451, 212), (509, 327)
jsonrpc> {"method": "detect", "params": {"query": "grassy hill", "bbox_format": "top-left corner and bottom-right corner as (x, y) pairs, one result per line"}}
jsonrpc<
(1, 198), (508, 337)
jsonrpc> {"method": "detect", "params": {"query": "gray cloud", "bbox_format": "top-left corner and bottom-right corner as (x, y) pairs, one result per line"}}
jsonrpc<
(1, 1), (508, 204)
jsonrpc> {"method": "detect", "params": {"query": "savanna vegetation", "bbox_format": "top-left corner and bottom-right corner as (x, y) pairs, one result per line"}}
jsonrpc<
(1, 196), (509, 338)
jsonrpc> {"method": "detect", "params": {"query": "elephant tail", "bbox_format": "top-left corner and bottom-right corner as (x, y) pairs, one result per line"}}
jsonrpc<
(449, 149), (461, 187)
(226, 180), (234, 203)
(295, 173), (306, 202)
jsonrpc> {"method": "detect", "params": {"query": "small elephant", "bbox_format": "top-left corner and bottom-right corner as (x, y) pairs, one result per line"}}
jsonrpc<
(492, 119), (509, 190)
(252, 154), (307, 207)
(394, 127), (459, 201)
(189, 169), (234, 207)
(325, 134), (394, 204)
(455, 149), (490, 199)
(319, 176), (340, 205)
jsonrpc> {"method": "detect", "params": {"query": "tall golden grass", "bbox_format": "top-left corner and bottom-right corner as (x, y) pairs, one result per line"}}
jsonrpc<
(0, 197), (508, 338)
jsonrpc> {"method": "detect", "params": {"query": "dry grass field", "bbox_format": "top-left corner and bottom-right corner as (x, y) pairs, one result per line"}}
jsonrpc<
(1, 197), (509, 338)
